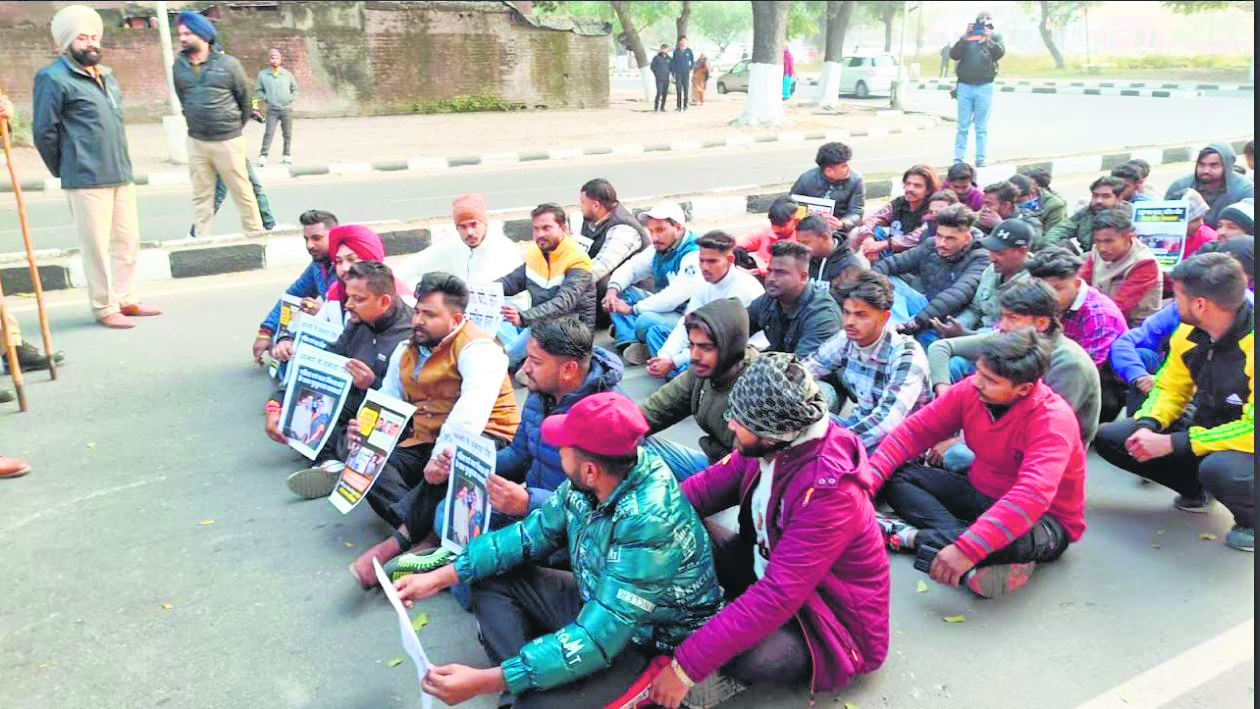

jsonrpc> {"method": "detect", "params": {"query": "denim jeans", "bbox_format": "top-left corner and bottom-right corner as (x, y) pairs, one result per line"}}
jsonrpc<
(642, 437), (709, 481)
(501, 324), (531, 370)
(954, 81), (994, 164)
(610, 287), (682, 355)
(942, 442), (976, 472)
(889, 277), (929, 327)
(949, 356), (977, 383)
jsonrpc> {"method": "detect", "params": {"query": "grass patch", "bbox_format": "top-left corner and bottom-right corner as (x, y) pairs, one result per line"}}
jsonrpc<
(909, 51), (1252, 80)
(411, 95), (526, 115)
(4, 112), (32, 147)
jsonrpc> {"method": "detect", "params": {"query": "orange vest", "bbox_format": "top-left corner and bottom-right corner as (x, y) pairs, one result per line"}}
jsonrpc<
(398, 321), (520, 447)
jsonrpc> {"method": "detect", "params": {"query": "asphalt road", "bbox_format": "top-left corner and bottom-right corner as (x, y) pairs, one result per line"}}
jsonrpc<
(1, 244), (1253, 708)
(1, 89), (1252, 253)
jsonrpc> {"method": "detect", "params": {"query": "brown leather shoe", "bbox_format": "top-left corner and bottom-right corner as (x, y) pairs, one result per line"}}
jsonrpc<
(0, 456), (32, 479)
(98, 313), (135, 329)
(120, 303), (163, 317)
(348, 536), (403, 590)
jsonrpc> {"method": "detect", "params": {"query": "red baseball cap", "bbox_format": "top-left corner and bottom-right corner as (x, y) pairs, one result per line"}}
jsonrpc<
(540, 392), (649, 457)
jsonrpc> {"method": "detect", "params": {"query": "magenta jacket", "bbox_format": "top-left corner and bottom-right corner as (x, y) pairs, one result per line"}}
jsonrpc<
(676, 422), (890, 695)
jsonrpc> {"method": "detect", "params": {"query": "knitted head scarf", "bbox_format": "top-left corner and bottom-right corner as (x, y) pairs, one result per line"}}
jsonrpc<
(51, 5), (103, 53)
(725, 352), (827, 442)
(325, 225), (408, 302)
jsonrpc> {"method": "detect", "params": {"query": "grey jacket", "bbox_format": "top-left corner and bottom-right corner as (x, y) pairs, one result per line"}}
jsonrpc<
(173, 50), (251, 141)
(747, 282), (842, 358)
(254, 67), (299, 110)
(1165, 142), (1255, 228)
(32, 57), (133, 189)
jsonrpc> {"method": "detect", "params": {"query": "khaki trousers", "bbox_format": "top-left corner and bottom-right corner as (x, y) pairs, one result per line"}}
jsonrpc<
(65, 184), (141, 319)
(188, 135), (263, 237)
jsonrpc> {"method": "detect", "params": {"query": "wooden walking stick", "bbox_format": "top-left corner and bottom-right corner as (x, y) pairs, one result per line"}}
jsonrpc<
(0, 285), (27, 411)
(0, 85), (57, 381)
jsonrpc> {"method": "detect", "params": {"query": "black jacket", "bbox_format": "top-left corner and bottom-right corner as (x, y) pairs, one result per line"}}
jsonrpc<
(950, 34), (1005, 85)
(748, 282), (842, 358)
(790, 167), (866, 232)
(32, 57), (133, 189)
(874, 227), (990, 326)
(808, 236), (859, 288)
(670, 47), (695, 75)
(173, 49), (251, 141)
(651, 53), (672, 81)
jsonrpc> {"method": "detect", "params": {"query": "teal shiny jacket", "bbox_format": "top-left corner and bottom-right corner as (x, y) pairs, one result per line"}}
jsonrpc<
(453, 446), (723, 695)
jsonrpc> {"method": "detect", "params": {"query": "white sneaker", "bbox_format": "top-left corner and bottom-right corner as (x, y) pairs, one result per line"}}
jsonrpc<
(257, 156), (267, 167)
(281, 156), (293, 166)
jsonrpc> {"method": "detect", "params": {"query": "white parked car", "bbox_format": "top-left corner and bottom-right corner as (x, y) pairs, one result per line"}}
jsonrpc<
(839, 53), (899, 98)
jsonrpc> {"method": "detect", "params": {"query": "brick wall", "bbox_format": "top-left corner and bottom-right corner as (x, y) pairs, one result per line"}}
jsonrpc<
(0, 1), (609, 122)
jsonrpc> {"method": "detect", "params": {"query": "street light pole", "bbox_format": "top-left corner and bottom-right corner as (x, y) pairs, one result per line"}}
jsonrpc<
(154, 1), (187, 164)
(891, 0), (910, 109)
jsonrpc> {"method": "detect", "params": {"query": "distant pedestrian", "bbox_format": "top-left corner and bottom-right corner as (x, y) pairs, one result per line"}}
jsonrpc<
(950, 11), (1004, 167)
(782, 46), (796, 100)
(32, 5), (161, 329)
(691, 54), (710, 106)
(939, 42), (951, 78)
(650, 44), (671, 113)
(671, 35), (695, 111)
(173, 11), (264, 238)
(254, 48), (298, 166)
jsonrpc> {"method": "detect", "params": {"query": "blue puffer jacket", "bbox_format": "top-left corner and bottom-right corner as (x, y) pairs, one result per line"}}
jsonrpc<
(496, 346), (624, 512)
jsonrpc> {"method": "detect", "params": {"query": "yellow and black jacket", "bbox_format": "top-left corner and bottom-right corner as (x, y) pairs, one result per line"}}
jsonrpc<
(1135, 301), (1254, 456)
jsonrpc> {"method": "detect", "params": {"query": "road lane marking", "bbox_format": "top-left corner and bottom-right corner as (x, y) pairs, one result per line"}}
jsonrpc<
(0, 475), (169, 538)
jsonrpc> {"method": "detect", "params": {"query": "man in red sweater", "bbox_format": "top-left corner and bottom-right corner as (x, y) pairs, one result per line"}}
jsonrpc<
(863, 329), (1087, 598)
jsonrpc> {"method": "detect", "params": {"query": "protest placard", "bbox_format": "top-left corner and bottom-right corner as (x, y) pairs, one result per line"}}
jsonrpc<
(330, 390), (417, 514)
(437, 425), (496, 555)
(790, 193), (836, 219)
(1132, 199), (1190, 269)
(283, 317), (345, 389)
(279, 343), (353, 459)
(373, 559), (433, 709)
(275, 294), (304, 341)
(466, 282), (505, 336)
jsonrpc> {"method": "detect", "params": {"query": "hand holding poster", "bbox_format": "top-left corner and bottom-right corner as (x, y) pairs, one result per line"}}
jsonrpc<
(279, 343), (354, 459)
(373, 559), (434, 709)
(466, 282), (505, 336)
(790, 193), (836, 219)
(284, 317), (346, 389)
(437, 425), (496, 555)
(275, 294), (304, 341)
(1132, 199), (1190, 269)
(330, 390), (417, 514)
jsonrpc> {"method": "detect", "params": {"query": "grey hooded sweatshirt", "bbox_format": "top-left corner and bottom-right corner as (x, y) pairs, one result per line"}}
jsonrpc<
(1165, 142), (1255, 228)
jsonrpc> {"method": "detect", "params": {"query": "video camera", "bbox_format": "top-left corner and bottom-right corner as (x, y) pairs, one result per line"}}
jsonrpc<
(968, 15), (994, 36)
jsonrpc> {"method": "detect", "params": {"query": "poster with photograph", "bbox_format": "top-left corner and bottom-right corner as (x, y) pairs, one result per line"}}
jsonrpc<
(276, 294), (304, 341)
(283, 317), (345, 389)
(790, 193), (836, 219)
(372, 558), (434, 709)
(438, 425), (496, 555)
(1132, 200), (1190, 269)
(466, 281), (505, 336)
(330, 389), (417, 514)
(279, 343), (353, 459)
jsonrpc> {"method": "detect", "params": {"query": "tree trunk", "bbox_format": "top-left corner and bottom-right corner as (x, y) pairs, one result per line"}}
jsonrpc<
(739, 0), (790, 126)
(1037, 0), (1066, 69)
(611, 1), (655, 101)
(676, 0), (691, 42)
(883, 11), (894, 52)
(817, 0), (854, 108)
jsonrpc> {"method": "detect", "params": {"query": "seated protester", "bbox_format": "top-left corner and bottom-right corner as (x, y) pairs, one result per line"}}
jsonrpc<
(397, 193), (522, 303)
(936, 217), (1032, 338)
(1125, 158), (1162, 201)
(497, 203), (596, 370)
(873, 204), (990, 341)
(393, 393), (724, 709)
(267, 262), (418, 504)
(577, 178), (651, 328)
(648, 353), (889, 705)
(640, 298), (758, 480)
(1215, 201), (1254, 238)
(1111, 161), (1155, 203)
(351, 316), (611, 587)
(1096, 252), (1255, 552)
(1165, 142), (1254, 228)
(603, 202), (701, 366)
(304, 224), (412, 331)
(849, 164), (941, 259)
(1175, 188), (1222, 260)
(867, 329), (1087, 598)
(736, 196), (800, 277)
(1040, 176), (1130, 253)
(650, 232), (764, 378)
(926, 279), (1102, 473)
(790, 141), (865, 235)
(976, 180), (1043, 238)
(747, 242), (842, 357)
(946, 161), (984, 212)
(1080, 207), (1163, 327)
(253, 209), (337, 365)
(1010, 172), (1066, 231)
(891, 189), (960, 267)
(796, 214), (859, 287)
(802, 270), (931, 452)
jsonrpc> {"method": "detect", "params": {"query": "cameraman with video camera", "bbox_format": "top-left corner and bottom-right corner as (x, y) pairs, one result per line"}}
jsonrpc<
(950, 11), (1004, 168)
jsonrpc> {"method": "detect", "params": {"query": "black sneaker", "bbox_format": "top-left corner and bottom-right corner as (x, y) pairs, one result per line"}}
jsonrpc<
(4, 342), (65, 373)
(1174, 493), (1213, 513)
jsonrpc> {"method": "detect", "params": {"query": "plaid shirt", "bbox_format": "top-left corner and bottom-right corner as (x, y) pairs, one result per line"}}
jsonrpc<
(803, 325), (931, 450)
(1061, 283), (1128, 367)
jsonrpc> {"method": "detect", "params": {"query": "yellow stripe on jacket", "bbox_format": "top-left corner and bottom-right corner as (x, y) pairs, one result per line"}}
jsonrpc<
(524, 236), (592, 289)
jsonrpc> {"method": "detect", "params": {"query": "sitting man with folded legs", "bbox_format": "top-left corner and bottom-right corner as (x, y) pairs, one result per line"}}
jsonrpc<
(1095, 252), (1254, 552)
(392, 393), (724, 709)
(648, 353), (889, 707)
(252, 209), (337, 365)
(865, 329), (1087, 598)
